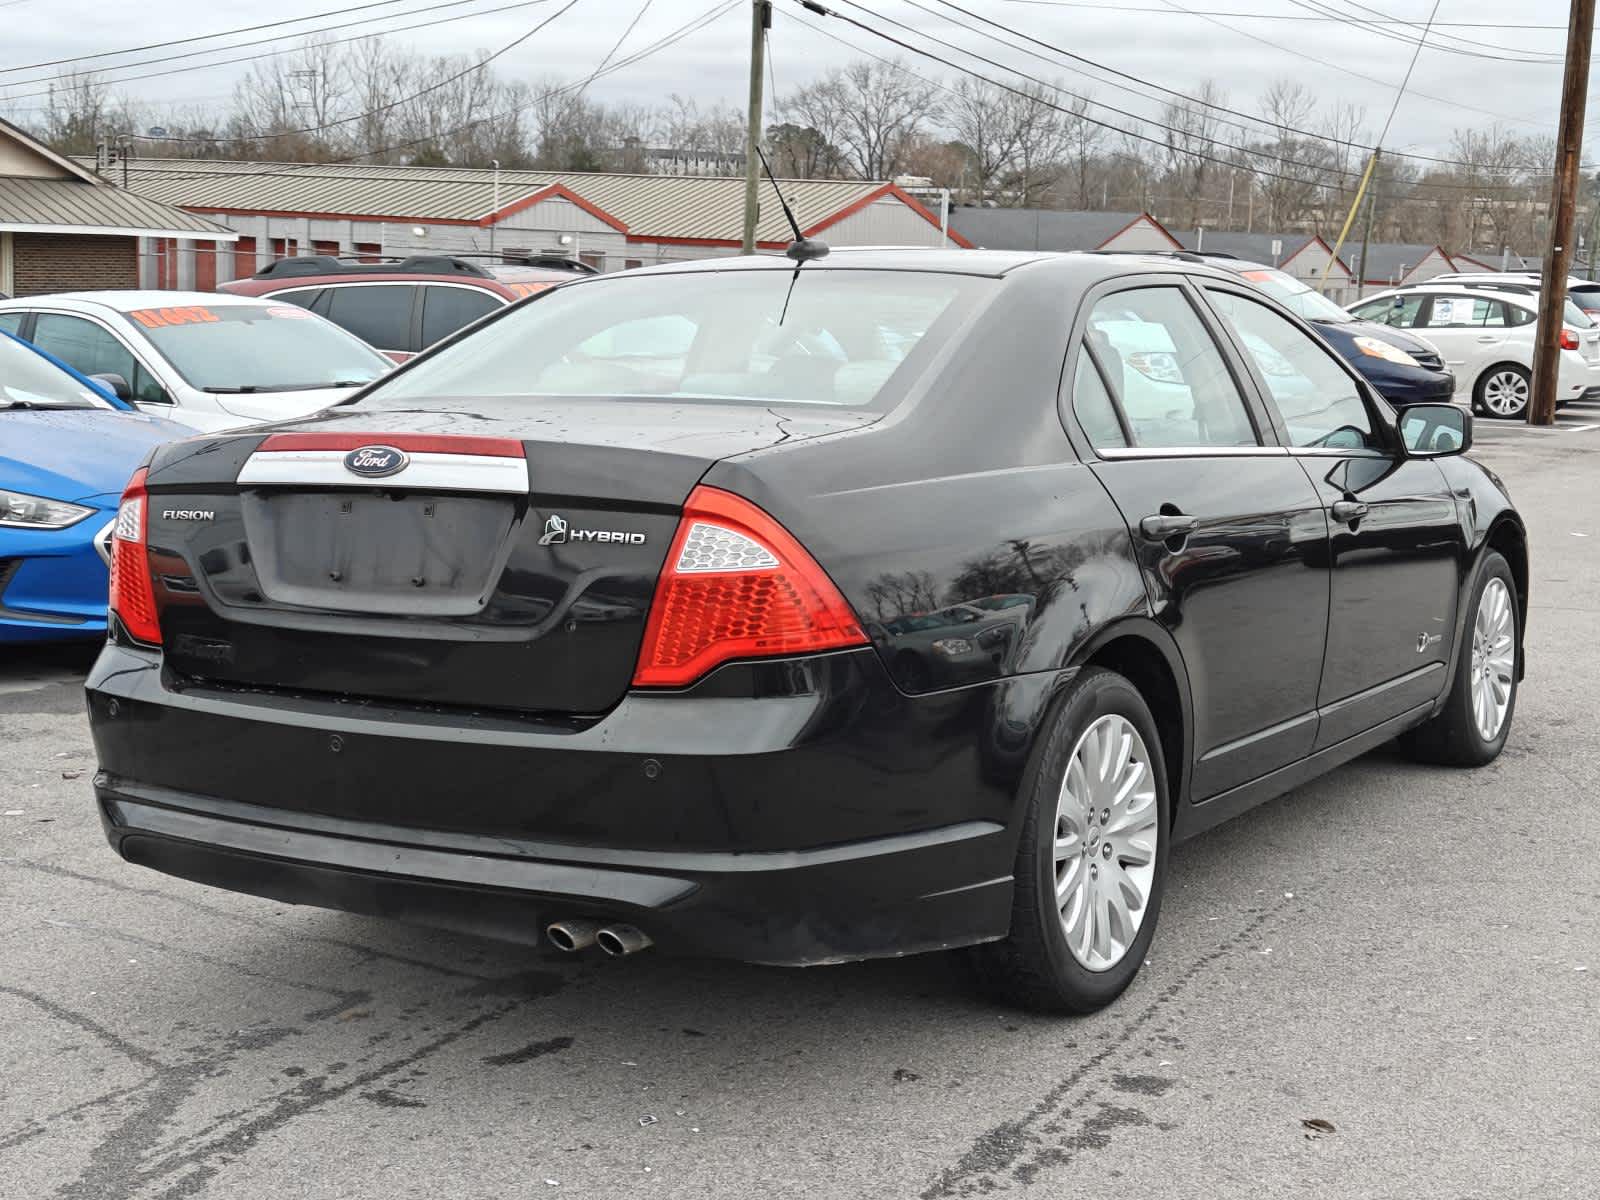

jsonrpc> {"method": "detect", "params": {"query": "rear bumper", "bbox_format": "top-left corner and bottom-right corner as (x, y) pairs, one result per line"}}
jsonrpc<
(86, 644), (1047, 964)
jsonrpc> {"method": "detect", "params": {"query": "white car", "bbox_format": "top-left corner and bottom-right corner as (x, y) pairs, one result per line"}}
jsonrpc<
(1348, 283), (1600, 419)
(1427, 271), (1600, 320)
(0, 292), (393, 432)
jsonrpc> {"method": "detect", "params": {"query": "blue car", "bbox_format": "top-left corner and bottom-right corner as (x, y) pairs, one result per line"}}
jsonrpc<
(1, 330), (189, 643)
(1167, 254), (1457, 406)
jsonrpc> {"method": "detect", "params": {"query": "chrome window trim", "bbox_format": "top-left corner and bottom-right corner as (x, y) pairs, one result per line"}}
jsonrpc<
(1096, 445), (1290, 459)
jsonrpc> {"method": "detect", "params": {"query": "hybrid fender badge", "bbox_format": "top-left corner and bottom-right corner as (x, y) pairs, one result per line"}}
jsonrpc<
(343, 445), (409, 478)
(1417, 632), (1443, 652)
(539, 512), (645, 547)
(539, 513), (570, 545)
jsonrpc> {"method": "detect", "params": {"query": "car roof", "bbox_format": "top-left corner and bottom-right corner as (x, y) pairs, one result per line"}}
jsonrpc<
(0, 290), (284, 313)
(621, 248), (1238, 288)
(223, 271), (522, 293)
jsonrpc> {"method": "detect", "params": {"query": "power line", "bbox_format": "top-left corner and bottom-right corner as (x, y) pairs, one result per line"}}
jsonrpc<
(1376, 0), (1441, 145)
(0, 0), (419, 75)
(0, 0), (552, 107)
(920, 0), (1569, 176)
(792, 0), (1548, 201)
(858, 0), (1551, 188)
(145, 0), (580, 143)
(991, 0), (1570, 29)
(1281, 0), (1560, 65)
(1147, 0), (1563, 129)
(1304, 0), (1562, 60)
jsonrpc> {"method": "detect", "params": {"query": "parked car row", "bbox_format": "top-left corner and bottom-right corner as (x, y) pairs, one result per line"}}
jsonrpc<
(1350, 279), (1600, 419)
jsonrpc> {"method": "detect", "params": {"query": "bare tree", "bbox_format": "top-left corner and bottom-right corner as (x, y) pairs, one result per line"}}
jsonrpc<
(785, 59), (941, 179)
(1161, 80), (1229, 229)
(947, 78), (1022, 203)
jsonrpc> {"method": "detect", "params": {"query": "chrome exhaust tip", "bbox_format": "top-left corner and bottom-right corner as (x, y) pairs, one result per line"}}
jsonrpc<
(546, 919), (602, 952)
(595, 924), (653, 957)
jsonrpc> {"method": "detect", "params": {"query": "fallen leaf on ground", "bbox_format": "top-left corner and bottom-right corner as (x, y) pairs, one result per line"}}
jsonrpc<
(1301, 1118), (1337, 1135)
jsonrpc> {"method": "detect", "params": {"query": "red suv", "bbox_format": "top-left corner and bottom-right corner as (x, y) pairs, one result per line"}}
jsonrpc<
(218, 254), (591, 361)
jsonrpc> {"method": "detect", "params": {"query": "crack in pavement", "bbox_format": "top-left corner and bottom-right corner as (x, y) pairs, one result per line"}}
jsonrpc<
(921, 898), (1292, 1197)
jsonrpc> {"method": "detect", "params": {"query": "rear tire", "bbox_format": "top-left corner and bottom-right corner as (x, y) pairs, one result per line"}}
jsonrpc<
(1474, 364), (1530, 420)
(1401, 550), (1519, 766)
(967, 668), (1171, 1014)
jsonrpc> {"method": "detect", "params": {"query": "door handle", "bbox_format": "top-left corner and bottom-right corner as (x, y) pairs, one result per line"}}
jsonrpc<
(1331, 499), (1368, 523)
(1475, 335), (1498, 343)
(1139, 512), (1200, 540)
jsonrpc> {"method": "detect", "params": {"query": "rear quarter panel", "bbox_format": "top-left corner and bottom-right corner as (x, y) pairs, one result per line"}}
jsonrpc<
(707, 263), (1149, 696)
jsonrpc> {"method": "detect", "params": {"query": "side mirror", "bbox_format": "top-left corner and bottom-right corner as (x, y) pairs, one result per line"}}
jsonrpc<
(89, 372), (132, 402)
(1399, 403), (1471, 457)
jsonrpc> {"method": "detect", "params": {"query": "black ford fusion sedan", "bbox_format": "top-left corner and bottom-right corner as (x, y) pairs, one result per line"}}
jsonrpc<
(85, 249), (1526, 1013)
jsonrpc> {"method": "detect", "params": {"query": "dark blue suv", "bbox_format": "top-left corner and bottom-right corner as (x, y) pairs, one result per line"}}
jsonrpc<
(1164, 253), (1455, 407)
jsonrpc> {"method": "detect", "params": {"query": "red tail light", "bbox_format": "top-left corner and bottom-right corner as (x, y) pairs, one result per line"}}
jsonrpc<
(632, 486), (866, 688)
(1560, 328), (1580, 351)
(107, 467), (162, 646)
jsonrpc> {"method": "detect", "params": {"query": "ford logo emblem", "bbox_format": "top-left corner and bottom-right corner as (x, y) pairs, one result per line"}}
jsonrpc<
(343, 445), (408, 478)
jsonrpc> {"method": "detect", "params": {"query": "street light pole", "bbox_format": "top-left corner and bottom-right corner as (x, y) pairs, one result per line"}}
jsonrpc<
(740, 0), (772, 255)
(1530, 0), (1596, 425)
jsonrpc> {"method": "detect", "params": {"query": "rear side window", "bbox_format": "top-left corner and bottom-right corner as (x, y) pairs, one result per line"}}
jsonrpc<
(1071, 352), (1128, 450)
(1206, 289), (1376, 451)
(420, 286), (502, 348)
(1084, 288), (1259, 448)
(322, 285), (415, 351)
(1422, 296), (1506, 328)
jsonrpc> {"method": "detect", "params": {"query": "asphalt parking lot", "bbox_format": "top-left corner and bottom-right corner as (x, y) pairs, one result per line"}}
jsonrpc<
(3, 407), (1597, 1200)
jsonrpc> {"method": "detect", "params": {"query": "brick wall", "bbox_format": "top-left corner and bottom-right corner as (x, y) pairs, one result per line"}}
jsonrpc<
(11, 233), (139, 296)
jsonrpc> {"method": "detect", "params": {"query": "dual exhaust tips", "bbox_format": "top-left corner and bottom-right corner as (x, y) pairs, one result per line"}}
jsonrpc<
(547, 919), (652, 957)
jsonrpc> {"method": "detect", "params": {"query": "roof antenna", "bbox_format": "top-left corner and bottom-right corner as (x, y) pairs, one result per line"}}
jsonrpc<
(755, 144), (829, 263)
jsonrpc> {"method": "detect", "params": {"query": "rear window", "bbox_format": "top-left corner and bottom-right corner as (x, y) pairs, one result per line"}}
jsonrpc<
(365, 268), (988, 410)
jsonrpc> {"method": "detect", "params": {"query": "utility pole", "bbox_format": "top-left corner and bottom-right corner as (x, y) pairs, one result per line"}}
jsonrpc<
(740, 0), (772, 255)
(1530, 0), (1595, 425)
(1357, 151), (1380, 302)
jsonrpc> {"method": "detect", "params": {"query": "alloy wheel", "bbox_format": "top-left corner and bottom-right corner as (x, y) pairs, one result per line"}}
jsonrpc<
(1469, 577), (1516, 741)
(1482, 371), (1529, 418)
(1053, 714), (1159, 972)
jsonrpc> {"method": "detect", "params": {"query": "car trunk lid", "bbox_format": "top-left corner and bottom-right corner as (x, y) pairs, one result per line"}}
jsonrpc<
(143, 401), (876, 714)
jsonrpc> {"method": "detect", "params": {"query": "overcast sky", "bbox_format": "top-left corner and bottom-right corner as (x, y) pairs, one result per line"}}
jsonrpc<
(0, 0), (1586, 157)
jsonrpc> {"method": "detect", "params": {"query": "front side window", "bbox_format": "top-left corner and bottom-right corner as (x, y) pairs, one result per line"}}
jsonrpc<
(31, 314), (137, 382)
(1083, 287), (1258, 448)
(1352, 294), (1424, 327)
(122, 303), (390, 391)
(365, 269), (987, 411)
(0, 313), (23, 336)
(1207, 289), (1377, 451)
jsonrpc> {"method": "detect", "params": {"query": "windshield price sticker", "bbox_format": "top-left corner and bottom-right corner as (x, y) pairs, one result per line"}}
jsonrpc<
(267, 306), (314, 319)
(129, 307), (221, 329)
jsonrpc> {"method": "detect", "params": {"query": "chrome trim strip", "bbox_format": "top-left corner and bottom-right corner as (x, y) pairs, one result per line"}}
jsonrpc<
(93, 518), (116, 566)
(1096, 446), (1289, 459)
(237, 449), (530, 493)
